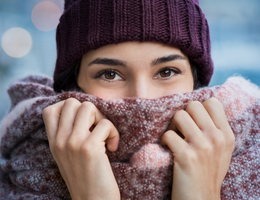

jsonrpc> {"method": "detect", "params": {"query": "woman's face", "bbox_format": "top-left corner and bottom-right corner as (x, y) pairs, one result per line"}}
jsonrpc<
(78, 41), (194, 100)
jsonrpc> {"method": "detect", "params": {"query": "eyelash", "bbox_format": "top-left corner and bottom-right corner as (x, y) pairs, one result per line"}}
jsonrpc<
(93, 67), (181, 81)
(155, 67), (181, 79)
(94, 69), (123, 81)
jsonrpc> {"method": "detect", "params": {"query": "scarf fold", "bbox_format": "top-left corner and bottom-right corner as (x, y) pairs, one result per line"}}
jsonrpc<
(0, 75), (260, 199)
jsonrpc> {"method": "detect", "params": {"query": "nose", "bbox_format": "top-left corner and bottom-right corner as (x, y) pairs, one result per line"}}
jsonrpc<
(128, 79), (156, 99)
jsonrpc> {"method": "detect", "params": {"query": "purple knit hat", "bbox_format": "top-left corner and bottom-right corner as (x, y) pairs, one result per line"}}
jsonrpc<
(55, 0), (213, 86)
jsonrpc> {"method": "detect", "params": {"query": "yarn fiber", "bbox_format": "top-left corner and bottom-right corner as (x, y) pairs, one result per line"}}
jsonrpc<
(1, 75), (260, 199)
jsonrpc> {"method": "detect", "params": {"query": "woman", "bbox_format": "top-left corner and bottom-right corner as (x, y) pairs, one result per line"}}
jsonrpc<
(42, 0), (235, 199)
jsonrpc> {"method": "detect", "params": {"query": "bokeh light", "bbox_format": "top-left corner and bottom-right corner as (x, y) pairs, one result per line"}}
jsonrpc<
(1, 27), (33, 58)
(31, 1), (61, 31)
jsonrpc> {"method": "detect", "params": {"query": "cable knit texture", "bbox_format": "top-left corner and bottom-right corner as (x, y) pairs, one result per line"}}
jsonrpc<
(55, 0), (213, 86)
(0, 75), (260, 199)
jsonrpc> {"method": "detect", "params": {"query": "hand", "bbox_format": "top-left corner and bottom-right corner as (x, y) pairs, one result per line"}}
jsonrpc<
(42, 98), (120, 200)
(161, 98), (235, 200)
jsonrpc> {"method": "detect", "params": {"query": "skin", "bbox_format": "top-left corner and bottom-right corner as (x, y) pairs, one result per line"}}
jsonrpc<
(42, 41), (235, 200)
(78, 41), (194, 99)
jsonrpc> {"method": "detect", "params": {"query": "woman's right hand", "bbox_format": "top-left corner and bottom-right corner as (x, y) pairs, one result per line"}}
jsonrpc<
(42, 98), (120, 200)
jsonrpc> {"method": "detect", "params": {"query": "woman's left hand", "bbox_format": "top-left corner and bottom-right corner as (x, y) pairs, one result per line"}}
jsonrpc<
(161, 98), (235, 200)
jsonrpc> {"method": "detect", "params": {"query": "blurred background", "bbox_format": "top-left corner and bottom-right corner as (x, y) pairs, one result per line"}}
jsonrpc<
(0, 0), (260, 120)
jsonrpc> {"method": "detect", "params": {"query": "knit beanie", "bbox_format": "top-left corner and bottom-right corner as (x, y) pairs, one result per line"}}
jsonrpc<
(54, 0), (213, 86)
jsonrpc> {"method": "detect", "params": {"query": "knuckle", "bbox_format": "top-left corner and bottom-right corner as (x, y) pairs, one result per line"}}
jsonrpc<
(180, 150), (197, 164)
(186, 101), (202, 110)
(199, 141), (213, 152)
(162, 130), (174, 142)
(66, 139), (77, 152)
(173, 110), (187, 121)
(81, 101), (96, 110)
(211, 132), (225, 147)
(164, 130), (173, 138)
(64, 98), (80, 106)
(80, 142), (95, 157)
(42, 105), (55, 117)
(185, 101), (203, 114)
(212, 129), (235, 150)
(98, 118), (112, 127)
(204, 97), (222, 108)
(81, 102), (97, 115)
(53, 140), (65, 153)
(185, 101), (202, 112)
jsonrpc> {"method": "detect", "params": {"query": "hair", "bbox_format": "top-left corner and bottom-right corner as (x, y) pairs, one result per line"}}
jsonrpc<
(54, 58), (82, 92)
(53, 58), (202, 93)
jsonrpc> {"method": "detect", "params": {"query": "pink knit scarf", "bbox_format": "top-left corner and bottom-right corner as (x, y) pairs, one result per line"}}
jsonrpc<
(0, 75), (260, 199)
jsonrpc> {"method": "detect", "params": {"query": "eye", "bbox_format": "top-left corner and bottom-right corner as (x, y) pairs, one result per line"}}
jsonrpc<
(94, 69), (123, 81)
(104, 71), (116, 79)
(155, 67), (180, 79)
(159, 69), (172, 77)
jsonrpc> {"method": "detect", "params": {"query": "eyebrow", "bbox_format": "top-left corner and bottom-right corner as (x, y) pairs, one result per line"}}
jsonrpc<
(151, 54), (186, 66)
(88, 57), (127, 67)
(88, 54), (186, 67)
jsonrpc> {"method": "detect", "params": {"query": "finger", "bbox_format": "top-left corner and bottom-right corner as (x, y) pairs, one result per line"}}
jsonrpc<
(42, 101), (65, 143)
(185, 101), (216, 133)
(160, 130), (188, 157)
(172, 110), (203, 143)
(87, 119), (120, 152)
(203, 98), (235, 145)
(58, 98), (81, 139)
(202, 98), (229, 131)
(71, 101), (106, 141)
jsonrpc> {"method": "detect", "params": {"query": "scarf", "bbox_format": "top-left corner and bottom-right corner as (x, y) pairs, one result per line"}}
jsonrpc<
(0, 75), (260, 200)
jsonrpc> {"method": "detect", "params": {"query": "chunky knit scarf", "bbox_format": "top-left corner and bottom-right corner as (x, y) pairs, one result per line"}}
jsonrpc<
(0, 75), (260, 200)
